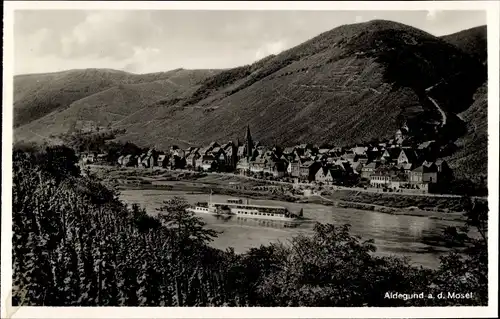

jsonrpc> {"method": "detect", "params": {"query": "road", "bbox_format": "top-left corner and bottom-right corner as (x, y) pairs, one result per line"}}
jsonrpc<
(427, 96), (447, 127)
(425, 85), (447, 127)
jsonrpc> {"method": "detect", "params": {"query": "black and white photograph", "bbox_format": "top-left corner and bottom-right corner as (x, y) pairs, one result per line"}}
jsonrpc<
(2, 1), (498, 318)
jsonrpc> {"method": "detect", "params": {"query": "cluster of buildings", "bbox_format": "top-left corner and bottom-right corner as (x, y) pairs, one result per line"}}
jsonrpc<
(80, 125), (453, 194)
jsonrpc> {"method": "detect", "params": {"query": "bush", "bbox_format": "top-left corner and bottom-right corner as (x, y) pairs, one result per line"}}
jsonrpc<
(12, 145), (488, 306)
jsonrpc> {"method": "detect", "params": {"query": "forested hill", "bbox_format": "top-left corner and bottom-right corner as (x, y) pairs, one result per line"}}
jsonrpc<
(441, 25), (487, 64)
(440, 25), (487, 180)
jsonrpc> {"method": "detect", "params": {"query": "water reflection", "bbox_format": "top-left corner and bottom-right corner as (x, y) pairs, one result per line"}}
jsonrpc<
(208, 214), (309, 230)
(120, 189), (461, 269)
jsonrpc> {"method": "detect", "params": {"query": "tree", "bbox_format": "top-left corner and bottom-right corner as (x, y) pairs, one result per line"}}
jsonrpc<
(433, 196), (488, 305)
(131, 204), (162, 233)
(157, 197), (219, 248)
(156, 197), (221, 306)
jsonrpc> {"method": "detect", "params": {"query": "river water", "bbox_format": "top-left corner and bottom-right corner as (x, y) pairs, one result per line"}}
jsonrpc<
(119, 189), (461, 269)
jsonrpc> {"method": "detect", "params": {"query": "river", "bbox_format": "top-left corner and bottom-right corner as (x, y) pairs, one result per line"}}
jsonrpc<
(119, 189), (462, 269)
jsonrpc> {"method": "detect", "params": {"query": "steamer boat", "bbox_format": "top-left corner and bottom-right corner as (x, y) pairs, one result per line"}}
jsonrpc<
(187, 192), (304, 222)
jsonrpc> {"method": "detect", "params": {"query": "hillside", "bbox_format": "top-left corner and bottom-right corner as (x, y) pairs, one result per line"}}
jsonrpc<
(441, 25), (487, 63)
(14, 68), (219, 142)
(15, 20), (487, 176)
(13, 68), (219, 129)
(445, 82), (488, 181)
(440, 25), (488, 179)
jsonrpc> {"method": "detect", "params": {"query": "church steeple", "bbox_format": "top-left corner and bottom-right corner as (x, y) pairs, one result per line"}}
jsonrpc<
(245, 124), (253, 160)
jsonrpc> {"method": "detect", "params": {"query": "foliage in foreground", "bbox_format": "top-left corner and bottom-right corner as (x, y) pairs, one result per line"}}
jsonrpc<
(12, 145), (488, 306)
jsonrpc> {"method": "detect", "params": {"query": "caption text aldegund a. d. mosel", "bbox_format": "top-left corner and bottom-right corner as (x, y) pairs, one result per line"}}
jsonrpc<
(385, 292), (474, 301)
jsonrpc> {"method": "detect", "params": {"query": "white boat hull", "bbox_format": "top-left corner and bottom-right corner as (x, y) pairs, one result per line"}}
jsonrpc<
(187, 206), (298, 222)
(186, 196), (303, 223)
(186, 207), (217, 215)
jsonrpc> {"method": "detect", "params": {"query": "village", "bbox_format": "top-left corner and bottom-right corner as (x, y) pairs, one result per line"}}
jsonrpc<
(81, 124), (454, 195)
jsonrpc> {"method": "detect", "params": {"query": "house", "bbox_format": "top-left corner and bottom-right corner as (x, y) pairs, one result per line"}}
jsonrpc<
(351, 146), (367, 155)
(263, 159), (286, 177)
(209, 147), (228, 170)
(318, 148), (330, 155)
(370, 171), (392, 188)
(299, 161), (321, 182)
(304, 148), (315, 158)
(361, 162), (379, 179)
(170, 154), (186, 170)
(395, 129), (404, 145)
(351, 161), (363, 174)
(354, 154), (368, 164)
(138, 153), (148, 168)
(297, 143), (312, 151)
(288, 158), (303, 177)
(397, 163), (413, 176)
(283, 147), (295, 155)
(280, 155), (290, 169)
(389, 176), (407, 190)
(329, 147), (343, 153)
(397, 149), (421, 166)
(157, 154), (169, 168)
(342, 152), (356, 163)
(237, 145), (246, 160)
(117, 155), (125, 166)
(236, 158), (251, 175)
(186, 152), (201, 169)
(382, 147), (401, 163)
(208, 141), (220, 150)
(139, 155), (155, 168)
(370, 166), (404, 188)
(195, 155), (204, 169)
(95, 153), (108, 164)
(173, 149), (186, 159)
(249, 157), (267, 174)
(329, 163), (353, 183)
(293, 148), (305, 158)
(435, 159), (453, 181)
(82, 152), (96, 164)
(409, 164), (438, 184)
(211, 146), (221, 156)
(201, 155), (217, 171)
(122, 155), (138, 167)
(315, 167), (334, 184)
(223, 142), (238, 170)
(199, 147), (212, 156)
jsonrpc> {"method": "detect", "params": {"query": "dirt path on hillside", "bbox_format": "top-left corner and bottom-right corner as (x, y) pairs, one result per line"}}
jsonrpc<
(425, 84), (447, 127)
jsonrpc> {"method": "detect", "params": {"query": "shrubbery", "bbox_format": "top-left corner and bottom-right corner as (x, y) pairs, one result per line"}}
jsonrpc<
(12, 146), (488, 306)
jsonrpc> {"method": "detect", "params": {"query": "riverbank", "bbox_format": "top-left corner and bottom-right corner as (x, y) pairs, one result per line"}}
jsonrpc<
(89, 165), (471, 222)
(298, 195), (465, 221)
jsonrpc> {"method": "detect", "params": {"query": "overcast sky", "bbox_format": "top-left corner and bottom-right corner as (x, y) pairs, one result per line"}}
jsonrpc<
(14, 10), (486, 75)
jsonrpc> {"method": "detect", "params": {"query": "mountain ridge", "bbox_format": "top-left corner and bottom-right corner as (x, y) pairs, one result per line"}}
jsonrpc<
(441, 25), (487, 64)
(14, 20), (488, 177)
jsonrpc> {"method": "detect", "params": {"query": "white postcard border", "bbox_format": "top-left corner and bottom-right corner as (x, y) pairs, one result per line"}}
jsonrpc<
(2, 1), (499, 318)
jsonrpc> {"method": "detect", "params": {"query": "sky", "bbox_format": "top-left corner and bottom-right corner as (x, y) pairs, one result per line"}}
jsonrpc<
(14, 10), (486, 75)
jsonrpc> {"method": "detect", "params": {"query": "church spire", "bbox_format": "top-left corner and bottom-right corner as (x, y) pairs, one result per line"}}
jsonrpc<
(245, 124), (253, 160)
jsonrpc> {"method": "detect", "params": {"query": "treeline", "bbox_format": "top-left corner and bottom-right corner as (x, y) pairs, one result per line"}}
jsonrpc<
(12, 144), (488, 306)
(59, 129), (149, 164)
